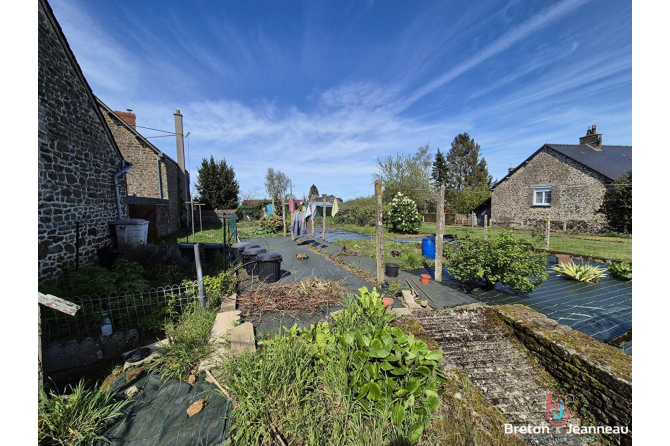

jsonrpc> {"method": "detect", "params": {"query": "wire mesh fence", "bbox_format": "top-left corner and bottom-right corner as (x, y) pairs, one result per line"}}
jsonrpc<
(41, 283), (201, 343)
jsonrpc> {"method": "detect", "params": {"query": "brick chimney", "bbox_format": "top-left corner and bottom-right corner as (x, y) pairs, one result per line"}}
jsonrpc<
(114, 109), (136, 130)
(579, 125), (602, 151)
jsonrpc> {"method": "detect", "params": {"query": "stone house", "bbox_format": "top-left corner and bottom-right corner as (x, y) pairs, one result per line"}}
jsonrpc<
(97, 100), (182, 241)
(490, 126), (632, 233)
(38, 0), (130, 283)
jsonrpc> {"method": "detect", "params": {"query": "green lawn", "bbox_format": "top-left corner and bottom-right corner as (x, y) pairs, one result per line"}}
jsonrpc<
(158, 216), (631, 262)
(157, 220), (266, 245)
(329, 219), (632, 262)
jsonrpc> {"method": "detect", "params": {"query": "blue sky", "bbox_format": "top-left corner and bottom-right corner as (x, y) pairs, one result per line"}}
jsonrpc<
(49, 0), (632, 201)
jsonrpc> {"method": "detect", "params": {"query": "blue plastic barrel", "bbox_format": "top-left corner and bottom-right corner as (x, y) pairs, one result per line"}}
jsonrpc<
(422, 237), (436, 259)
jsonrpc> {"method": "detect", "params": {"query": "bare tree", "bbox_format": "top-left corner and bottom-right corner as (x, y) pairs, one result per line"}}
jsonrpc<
(265, 167), (290, 212)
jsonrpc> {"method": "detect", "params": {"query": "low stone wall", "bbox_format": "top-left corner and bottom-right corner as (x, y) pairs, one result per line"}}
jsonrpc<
(43, 330), (139, 374)
(495, 305), (632, 445)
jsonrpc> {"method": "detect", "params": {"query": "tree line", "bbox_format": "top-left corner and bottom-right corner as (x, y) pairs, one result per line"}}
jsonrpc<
(373, 132), (492, 214)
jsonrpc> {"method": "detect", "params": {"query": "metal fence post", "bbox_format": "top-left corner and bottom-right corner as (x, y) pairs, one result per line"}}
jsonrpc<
(194, 243), (206, 309)
(375, 180), (384, 283)
(435, 183), (445, 282)
(484, 215), (488, 241)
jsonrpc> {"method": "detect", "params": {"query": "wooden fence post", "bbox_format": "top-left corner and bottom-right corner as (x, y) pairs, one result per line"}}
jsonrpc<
(471, 211), (475, 228)
(484, 215), (488, 241)
(322, 194), (327, 240)
(281, 197), (286, 237)
(435, 184), (445, 282)
(375, 180), (384, 283)
(545, 218), (551, 251)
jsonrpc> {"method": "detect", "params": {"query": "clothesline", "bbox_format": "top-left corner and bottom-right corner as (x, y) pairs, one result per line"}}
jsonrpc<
(289, 195), (340, 238)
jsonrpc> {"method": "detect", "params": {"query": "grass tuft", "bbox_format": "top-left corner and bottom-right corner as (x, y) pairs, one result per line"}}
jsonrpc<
(150, 305), (216, 381)
(38, 380), (130, 446)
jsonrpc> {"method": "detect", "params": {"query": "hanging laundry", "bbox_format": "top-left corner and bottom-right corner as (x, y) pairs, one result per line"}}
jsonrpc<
(332, 196), (339, 216)
(290, 209), (307, 238)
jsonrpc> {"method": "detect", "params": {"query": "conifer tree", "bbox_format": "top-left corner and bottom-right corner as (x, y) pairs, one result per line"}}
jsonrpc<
(195, 156), (240, 209)
(431, 148), (448, 185)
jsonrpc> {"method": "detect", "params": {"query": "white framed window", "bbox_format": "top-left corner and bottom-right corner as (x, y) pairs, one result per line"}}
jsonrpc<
(534, 186), (552, 206)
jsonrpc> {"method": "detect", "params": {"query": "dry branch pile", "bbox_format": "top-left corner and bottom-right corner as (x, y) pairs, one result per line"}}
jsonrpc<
(238, 278), (347, 316)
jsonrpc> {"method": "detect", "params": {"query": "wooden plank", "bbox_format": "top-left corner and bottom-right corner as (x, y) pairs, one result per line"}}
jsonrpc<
(38, 292), (80, 316)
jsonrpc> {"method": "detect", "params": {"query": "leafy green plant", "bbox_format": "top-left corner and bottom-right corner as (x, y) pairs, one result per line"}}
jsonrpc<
(111, 258), (149, 293)
(150, 305), (216, 381)
(181, 271), (237, 310)
(608, 261), (632, 280)
(221, 287), (446, 445)
(551, 261), (608, 283)
(388, 193), (422, 234)
(258, 214), (284, 233)
(445, 231), (547, 294)
(388, 280), (404, 296)
(38, 380), (130, 445)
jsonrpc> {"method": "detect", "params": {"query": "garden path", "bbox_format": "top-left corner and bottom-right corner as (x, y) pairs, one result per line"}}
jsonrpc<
(412, 304), (584, 432)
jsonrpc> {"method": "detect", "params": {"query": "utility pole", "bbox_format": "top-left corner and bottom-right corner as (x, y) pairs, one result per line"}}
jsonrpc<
(174, 110), (190, 228)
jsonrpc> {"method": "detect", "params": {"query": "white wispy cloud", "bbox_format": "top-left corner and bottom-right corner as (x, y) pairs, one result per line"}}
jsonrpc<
(49, 0), (629, 199)
(402, 0), (591, 108)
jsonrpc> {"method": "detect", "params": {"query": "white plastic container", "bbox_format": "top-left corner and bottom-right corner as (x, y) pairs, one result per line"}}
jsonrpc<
(101, 314), (113, 336)
(110, 219), (149, 249)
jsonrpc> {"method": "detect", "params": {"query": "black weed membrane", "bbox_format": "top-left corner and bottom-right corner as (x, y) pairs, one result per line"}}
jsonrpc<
(465, 257), (632, 354)
(98, 373), (231, 445)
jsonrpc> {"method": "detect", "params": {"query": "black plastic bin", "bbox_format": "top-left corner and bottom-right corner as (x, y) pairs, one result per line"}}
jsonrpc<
(256, 252), (283, 283)
(231, 243), (255, 262)
(242, 247), (267, 276)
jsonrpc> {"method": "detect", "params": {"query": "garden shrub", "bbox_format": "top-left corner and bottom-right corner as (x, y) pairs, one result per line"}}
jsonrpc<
(388, 193), (422, 234)
(258, 214), (284, 233)
(608, 261), (632, 280)
(551, 261), (607, 283)
(51, 258), (149, 297)
(445, 231), (547, 294)
(123, 245), (191, 287)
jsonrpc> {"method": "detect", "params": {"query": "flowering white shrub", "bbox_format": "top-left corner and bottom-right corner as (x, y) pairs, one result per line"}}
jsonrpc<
(388, 192), (422, 234)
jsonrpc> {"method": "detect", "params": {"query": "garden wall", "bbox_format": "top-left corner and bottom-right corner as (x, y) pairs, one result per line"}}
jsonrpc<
(43, 329), (139, 375)
(495, 305), (631, 445)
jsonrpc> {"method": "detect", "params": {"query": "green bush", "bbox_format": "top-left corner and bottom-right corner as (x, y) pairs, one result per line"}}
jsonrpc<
(445, 231), (548, 294)
(258, 214), (284, 233)
(608, 261), (632, 280)
(122, 245), (191, 287)
(552, 261), (608, 283)
(388, 193), (422, 234)
(49, 258), (149, 297)
(39, 380), (130, 445)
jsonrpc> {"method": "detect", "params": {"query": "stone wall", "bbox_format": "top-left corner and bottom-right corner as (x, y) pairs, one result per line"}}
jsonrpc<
(38, 1), (128, 283)
(491, 148), (609, 233)
(43, 329), (139, 374)
(496, 305), (632, 445)
(100, 107), (181, 237)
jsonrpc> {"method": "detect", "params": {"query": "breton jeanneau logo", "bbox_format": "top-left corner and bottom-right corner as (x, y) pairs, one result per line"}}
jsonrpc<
(546, 393), (573, 426)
